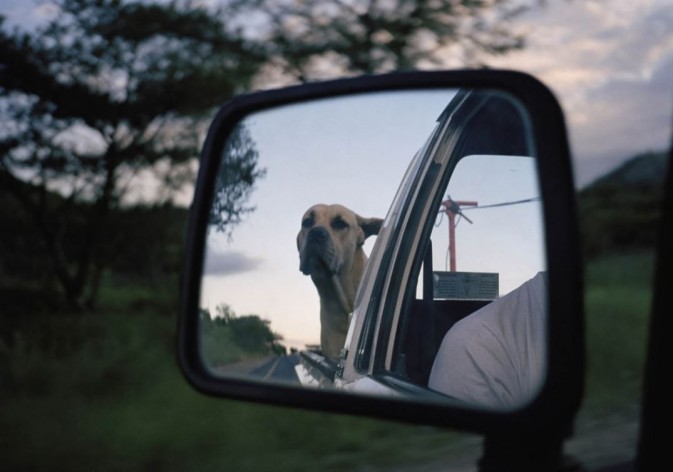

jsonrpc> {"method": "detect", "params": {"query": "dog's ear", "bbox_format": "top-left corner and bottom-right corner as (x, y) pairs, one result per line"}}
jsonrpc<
(357, 216), (384, 241)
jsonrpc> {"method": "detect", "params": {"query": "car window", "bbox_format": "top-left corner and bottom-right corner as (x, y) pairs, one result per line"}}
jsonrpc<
(422, 155), (545, 298)
(383, 153), (548, 408)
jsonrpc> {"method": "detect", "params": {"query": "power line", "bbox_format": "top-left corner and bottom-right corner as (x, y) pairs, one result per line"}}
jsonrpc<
(437, 196), (540, 271)
(460, 197), (540, 210)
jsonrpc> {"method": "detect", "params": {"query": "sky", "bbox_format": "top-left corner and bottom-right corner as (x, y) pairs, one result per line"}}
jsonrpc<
(485, 0), (673, 186)
(2, 0), (670, 185)
(1, 0), (671, 350)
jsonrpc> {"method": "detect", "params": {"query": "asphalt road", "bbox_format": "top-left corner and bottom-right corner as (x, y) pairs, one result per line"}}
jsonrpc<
(248, 353), (301, 383)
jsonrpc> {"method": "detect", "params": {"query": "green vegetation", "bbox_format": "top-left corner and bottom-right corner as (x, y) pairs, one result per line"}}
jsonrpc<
(582, 251), (654, 412)
(578, 151), (666, 259)
(1, 150), (662, 469)
(199, 304), (286, 367)
(0, 250), (654, 471)
(0, 282), (463, 471)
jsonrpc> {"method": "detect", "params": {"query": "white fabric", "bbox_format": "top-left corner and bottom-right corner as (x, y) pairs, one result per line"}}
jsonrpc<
(428, 272), (547, 410)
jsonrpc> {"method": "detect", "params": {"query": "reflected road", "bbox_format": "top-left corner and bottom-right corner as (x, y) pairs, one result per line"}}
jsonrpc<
(248, 354), (301, 383)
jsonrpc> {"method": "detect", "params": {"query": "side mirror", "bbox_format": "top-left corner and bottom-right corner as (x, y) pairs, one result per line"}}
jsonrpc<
(178, 71), (583, 441)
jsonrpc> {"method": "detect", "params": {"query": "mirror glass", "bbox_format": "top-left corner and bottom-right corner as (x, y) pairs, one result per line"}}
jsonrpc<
(197, 89), (547, 410)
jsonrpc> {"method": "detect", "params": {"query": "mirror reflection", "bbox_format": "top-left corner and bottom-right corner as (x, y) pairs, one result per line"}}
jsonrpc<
(408, 155), (546, 409)
(198, 89), (547, 410)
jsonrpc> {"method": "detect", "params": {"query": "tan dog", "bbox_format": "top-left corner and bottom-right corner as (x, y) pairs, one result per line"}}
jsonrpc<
(297, 204), (383, 361)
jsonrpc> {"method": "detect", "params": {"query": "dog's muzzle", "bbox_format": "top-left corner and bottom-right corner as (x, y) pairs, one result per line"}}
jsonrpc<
(299, 226), (338, 276)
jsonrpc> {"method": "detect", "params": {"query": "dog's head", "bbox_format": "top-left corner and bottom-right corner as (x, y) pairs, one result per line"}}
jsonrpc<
(297, 204), (383, 279)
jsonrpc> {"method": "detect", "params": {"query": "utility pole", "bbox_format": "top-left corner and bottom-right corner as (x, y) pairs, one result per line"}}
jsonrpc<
(439, 198), (478, 271)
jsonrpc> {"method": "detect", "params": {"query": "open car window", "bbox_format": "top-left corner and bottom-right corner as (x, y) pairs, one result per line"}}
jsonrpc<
(388, 154), (546, 393)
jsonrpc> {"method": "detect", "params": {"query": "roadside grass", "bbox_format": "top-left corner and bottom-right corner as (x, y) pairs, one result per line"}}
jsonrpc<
(0, 251), (654, 470)
(200, 322), (249, 365)
(0, 284), (461, 471)
(582, 250), (653, 413)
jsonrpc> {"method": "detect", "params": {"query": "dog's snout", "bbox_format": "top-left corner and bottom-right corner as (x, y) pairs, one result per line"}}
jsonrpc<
(299, 225), (337, 276)
(307, 226), (329, 244)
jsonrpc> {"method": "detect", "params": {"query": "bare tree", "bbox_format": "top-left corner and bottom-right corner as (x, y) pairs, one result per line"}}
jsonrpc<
(236, 0), (528, 82)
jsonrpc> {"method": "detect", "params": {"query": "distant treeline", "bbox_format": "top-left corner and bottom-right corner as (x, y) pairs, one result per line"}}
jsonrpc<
(578, 151), (668, 259)
(199, 304), (286, 366)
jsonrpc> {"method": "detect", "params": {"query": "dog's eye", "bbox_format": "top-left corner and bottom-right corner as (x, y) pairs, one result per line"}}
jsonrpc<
(331, 217), (349, 230)
(302, 217), (314, 229)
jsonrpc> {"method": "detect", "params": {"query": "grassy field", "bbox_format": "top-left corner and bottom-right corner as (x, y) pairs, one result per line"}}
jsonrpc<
(0, 251), (654, 470)
(582, 251), (653, 411)
(0, 286), (462, 471)
(0, 313), (460, 471)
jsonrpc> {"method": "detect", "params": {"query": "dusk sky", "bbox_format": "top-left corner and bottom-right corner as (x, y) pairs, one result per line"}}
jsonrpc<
(2, 0), (671, 186)
(485, 0), (673, 186)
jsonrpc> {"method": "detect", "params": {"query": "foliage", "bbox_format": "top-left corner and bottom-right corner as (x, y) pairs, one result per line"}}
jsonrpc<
(0, 278), (465, 471)
(579, 183), (663, 258)
(581, 251), (653, 411)
(0, 177), (188, 311)
(0, 252), (651, 471)
(0, 0), (264, 308)
(200, 304), (286, 366)
(208, 123), (266, 235)
(0, 179), (49, 285)
(578, 151), (667, 259)
(235, 0), (528, 80)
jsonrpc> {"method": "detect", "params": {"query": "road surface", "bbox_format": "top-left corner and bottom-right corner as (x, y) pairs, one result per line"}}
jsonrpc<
(214, 354), (301, 384)
(248, 353), (301, 383)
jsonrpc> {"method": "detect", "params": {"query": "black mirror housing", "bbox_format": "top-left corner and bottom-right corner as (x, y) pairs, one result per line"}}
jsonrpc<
(178, 70), (584, 440)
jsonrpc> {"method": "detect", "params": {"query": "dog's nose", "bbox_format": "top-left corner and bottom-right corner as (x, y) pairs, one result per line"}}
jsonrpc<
(307, 226), (329, 244)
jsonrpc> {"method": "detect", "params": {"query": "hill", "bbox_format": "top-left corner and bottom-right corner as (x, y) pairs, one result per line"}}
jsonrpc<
(588, 151), (668, 188)
(578, 150), (669, 258)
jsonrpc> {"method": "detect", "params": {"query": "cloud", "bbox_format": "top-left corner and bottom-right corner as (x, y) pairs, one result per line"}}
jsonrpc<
(0, 1), (57, 29)
(572, 54), (673, 154)
(203, 249), (263, 276)
(487, 0), (673, 185)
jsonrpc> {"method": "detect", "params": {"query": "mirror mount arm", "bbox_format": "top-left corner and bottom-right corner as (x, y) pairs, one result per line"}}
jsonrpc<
(636, 144), (673, 469)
